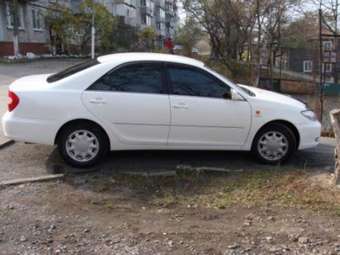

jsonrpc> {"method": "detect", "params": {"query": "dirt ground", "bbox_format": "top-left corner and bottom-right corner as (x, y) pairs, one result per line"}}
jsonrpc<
(2, 167), (340, 255)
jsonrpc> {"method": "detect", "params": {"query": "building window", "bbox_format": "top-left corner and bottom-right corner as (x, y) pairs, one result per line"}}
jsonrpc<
(142, 14), (152, 25)
(5, 2), (25, 29)
(323, 41), (333, 51)
(32, 8), (43, 30)
(303, 60), (313, 73)
(159, 8), (165, 19)
(141, 0), (151, 8)
(322, 63), (333, 73)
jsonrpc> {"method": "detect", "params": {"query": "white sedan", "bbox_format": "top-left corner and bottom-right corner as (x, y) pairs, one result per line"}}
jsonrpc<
(2, 53), (321, 167)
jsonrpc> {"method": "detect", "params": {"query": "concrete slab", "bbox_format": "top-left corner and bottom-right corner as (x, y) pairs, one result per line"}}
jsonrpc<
(0, 143), (54, 182)
(0, 174), (64, 188)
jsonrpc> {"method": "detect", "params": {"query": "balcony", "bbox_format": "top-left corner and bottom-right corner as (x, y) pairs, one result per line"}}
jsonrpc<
(156, 0), (166, 8)
(115, 0), (137, 8)
(140, 6), (153, 15)
(165, 13), (173, 22)
(156, 15), (166, 23)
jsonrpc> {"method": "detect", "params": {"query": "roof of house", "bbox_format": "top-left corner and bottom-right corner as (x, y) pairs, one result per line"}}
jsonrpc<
(97, 53), (205, 67)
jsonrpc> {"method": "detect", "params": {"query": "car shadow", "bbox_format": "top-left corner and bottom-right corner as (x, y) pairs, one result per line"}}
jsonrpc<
(46, 140), (335, 176)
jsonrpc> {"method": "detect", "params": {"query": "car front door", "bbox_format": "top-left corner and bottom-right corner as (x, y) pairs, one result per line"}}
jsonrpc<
(166, 64), (252, 148)
(82, 62), (170, 145)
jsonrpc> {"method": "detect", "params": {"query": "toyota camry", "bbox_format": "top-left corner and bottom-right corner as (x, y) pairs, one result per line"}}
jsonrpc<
(2, 53), (321, 167)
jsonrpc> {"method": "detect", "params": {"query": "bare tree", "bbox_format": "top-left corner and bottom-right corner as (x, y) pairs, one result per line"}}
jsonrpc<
(183, 0), (257, 72)
(183, 0), (299, 79)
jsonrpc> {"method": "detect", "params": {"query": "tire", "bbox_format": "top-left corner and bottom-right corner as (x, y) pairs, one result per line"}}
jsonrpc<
(57, 122), (109, 168)
(252, 123), (297, 164)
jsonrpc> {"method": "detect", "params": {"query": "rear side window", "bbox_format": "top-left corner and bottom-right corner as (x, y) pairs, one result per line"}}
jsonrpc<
(88, 63), (164, 94)
(47, 59), (99, 83)
(167, 65), (230, 98)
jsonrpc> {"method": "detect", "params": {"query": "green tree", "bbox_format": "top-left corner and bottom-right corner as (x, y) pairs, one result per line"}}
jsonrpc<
(45, 3), (74, 54)
(46, 0), (117, 55)
(112, 18), (139, 51)
(137, 27), (156, 51)
(175, 17), (203, 56)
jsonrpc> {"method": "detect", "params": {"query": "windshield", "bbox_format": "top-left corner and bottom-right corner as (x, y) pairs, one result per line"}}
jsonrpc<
(47, 59), (99, 83)
(204, 66), (256, 97)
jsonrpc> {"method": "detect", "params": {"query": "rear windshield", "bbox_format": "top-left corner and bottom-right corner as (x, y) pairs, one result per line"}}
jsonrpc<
(47, 59), (99, 83)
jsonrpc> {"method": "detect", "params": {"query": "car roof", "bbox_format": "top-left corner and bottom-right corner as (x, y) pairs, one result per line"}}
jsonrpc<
(97, 53), (205, 68)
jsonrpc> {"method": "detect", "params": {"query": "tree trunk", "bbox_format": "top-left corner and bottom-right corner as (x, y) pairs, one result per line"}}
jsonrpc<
(13, 0), (20, 57)
(330, 109), (340, 185)
(255, 0), (262, 87)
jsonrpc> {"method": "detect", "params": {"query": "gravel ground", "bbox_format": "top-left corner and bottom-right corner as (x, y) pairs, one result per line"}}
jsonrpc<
(1, 169), (340, 255)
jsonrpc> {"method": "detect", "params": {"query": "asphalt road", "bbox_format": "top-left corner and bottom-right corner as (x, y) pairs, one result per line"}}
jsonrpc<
(0, 137), (335, 182)
(0, 59), (336, 182)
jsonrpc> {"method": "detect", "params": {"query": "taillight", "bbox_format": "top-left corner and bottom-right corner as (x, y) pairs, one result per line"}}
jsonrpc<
(8, 91), (19, 112)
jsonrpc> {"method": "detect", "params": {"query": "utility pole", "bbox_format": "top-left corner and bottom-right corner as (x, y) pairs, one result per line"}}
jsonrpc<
(335, 0), (339, 83)
(255, 0), (261, 87)
(12, 0), (20, 57)
(319, 7), (324, 123)
(318, 0), (340, 122)
(91, 4), (95, 59)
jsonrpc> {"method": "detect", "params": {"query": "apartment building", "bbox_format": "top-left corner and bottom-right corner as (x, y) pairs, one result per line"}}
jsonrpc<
(97, 0), (178, 47)
(0, 0), (52, 56)
(0, 0), (178, 57)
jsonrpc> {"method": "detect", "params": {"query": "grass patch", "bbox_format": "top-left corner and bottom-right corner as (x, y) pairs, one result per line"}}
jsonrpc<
(70, 169), (340, 215)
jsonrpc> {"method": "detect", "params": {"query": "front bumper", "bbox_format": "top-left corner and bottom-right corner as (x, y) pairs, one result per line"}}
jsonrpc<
(298, 120), (322, 150)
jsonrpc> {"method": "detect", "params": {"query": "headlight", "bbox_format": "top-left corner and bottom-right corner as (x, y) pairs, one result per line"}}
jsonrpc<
(301, 110), (318, 121)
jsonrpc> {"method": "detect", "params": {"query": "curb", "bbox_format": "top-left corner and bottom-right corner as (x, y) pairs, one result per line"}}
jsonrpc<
(0, 174), (65, 188)
(0, 139), (15, 150)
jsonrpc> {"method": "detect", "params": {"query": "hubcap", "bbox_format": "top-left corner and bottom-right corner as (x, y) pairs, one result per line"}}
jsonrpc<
(65, 130), (99, 163)
(257, 131), (289, 161)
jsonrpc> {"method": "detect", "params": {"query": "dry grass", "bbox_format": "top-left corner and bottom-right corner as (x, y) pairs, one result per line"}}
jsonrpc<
(72, 168), (340, 216)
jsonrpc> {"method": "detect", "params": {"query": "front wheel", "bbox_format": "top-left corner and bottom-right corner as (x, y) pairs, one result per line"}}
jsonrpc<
(58, 123), (109, 168)
(252, 123), (297, 164)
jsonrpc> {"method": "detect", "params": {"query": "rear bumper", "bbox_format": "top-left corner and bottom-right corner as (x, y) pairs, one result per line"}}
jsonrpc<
(2, 112), (57, 145)
(298, 121), (322, 150)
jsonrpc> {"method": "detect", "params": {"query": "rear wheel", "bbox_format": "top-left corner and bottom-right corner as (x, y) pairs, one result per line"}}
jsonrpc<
(252, 123), (297, 164)
(58, 123), (109, 168)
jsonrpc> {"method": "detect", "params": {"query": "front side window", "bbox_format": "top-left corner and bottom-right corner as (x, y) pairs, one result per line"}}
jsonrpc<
(47, 60), (99, 83)
(167, 65), (230, 98)
(89, 63), (164, 94)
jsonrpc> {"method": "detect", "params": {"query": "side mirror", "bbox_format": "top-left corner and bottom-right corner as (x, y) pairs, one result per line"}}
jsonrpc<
(231, 89), (244, 101)
(222, 91), (232, 99)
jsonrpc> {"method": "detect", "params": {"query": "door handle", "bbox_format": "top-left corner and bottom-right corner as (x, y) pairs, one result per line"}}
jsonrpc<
(173, 103), (189, 109)
(89, 98), (106, 105)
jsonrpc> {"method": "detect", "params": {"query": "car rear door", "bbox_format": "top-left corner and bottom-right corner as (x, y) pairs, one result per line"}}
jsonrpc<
(82, 62), (171, 145)
(166, 63), (251, 147)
